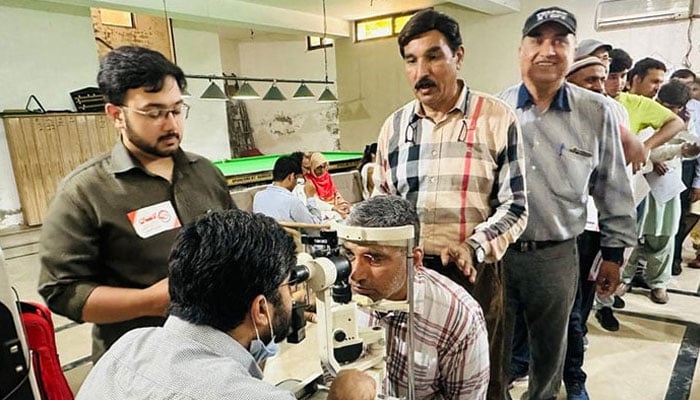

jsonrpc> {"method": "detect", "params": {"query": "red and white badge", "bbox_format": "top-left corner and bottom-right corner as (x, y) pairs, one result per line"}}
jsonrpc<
(127, 201), (181, 239)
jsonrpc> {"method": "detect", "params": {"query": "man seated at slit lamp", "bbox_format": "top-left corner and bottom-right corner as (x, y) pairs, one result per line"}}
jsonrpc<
(337, 195), (490, 400)
(77, 209), (374, 400)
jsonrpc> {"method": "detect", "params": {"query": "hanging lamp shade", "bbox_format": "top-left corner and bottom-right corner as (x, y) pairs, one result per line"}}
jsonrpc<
(200, 81), (227, 100)
(231, 82), (260, 100)
(292, 83), (315, 99)
(317, 86), (337, 103)
(263, 83), (287, 101)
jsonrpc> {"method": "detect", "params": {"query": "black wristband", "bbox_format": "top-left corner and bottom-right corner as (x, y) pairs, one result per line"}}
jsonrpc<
(601, 247), (624, 265)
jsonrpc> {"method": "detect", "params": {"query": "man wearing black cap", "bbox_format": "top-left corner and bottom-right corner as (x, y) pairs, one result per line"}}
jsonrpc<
(498, 7), (636, 400)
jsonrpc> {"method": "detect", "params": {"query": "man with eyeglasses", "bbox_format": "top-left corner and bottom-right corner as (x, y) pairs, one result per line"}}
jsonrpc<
(373, 10), (527, 399)
(38, 46), (234, 362)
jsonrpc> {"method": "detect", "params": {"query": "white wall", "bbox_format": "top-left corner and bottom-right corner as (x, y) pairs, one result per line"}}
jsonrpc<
(336, 36), (411, 151)
(0, 4), (99, 228)
(172, 27), (229, 161)
(336, 0), (700, 151)
(236, 40), (340, 153)
(0, 3), (230, 226)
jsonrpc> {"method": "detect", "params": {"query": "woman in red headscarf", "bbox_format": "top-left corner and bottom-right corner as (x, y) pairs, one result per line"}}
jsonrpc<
(304, 152), (350, 218)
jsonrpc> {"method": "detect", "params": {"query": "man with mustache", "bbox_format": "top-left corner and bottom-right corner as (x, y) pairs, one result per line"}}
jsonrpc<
(38, 46), (234, 362)
(374, 9), (527, 399)
(498, 7), (636, 400)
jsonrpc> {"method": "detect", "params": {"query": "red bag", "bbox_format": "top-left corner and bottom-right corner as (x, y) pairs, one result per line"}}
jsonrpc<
(20, 302), (74, 400)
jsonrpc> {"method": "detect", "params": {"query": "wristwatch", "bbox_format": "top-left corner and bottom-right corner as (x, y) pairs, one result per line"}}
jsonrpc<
(468, 239), (485, 264)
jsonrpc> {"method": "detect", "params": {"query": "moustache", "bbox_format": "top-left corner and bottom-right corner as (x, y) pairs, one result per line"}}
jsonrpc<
(415, 78), (437, 90)
(158, 132), (180, 141)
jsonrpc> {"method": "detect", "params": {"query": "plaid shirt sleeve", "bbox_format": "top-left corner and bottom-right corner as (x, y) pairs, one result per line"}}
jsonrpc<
(438, 298), (490, 399)
(470, 101), (528, 261)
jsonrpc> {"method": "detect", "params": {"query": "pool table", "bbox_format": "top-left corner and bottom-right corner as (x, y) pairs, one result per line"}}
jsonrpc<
(213, 151), (363, 187)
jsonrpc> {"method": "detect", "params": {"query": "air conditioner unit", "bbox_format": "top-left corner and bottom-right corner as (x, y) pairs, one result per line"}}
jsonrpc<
(595, 0), (691, 30)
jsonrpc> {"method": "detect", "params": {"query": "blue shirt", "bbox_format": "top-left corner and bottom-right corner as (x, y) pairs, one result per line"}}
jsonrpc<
(253, 185), (321, 224)
(499, 83), (636, 259)
(77, 316), (295, 400)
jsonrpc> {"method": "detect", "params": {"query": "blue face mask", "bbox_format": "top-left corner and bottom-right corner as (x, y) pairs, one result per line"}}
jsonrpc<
(249, 298), (280, 364)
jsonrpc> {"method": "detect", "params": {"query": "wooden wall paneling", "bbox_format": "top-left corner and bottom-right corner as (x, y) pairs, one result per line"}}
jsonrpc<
(66, 115), (87, 166)
(82, 114), (113, 159)
(93, 114), (117, 154)
(55, 115), (78, 177)
(2, 113), (118, 226)
(22, 118), (46, 226)
(24, 117), (49, 225)
(76, 114), (94, 162)
(37, 117), (60, 209)
(31, 117), (56, 221)
(85, 115), (104, 156)
(5, 118), (40, 225)
(4, 118), (38, 225)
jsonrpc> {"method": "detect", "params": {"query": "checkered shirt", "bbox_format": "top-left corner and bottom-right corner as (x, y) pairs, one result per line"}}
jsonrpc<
(374, 83), (527, 260)
(358, 266), (490, 399)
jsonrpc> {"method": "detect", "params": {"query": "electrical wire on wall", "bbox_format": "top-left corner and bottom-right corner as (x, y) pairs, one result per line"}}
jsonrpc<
(685, 0), (695, 68)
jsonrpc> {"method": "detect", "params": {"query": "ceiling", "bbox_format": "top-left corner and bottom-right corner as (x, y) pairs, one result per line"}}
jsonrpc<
(37, 0), (520, 39)
(240, 0), (505, 21)
(202, 0), (520, 40)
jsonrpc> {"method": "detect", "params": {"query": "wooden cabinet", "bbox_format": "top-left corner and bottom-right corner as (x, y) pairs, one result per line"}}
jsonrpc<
(2, 113), (118, 226)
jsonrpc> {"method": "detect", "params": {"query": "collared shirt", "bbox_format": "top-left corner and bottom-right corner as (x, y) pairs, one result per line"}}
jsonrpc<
(608, 95), (631, 129)
(357, 266), (489, 400)
(253, 184), (321, 224)
(615, 92), (674, 134)
(686, 99), (700, 136)
(585, 96), (634, 233)
(39, 140), (233, 361)
(499, 82), (636, 254)
(76, 316), (295, 400)
(375, 82), (527, 260)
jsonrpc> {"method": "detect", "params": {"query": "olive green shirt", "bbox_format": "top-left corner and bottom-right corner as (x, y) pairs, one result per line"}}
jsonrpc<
(38, 141), (234, 361)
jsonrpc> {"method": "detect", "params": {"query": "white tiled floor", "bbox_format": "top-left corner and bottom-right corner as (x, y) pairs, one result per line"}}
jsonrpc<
(507, 255), (700, 400)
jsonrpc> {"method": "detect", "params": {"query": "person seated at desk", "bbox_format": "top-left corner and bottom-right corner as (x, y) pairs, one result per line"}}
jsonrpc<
(305, 152), (350, 218)
(77, 210), (371, 400)
(342, 196), (490, 399)
(254, 156), (322, 224)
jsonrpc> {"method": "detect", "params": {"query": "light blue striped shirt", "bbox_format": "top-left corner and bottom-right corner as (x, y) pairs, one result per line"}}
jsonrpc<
(77, 316), (295, 400)
(253, 185), (321, 224)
